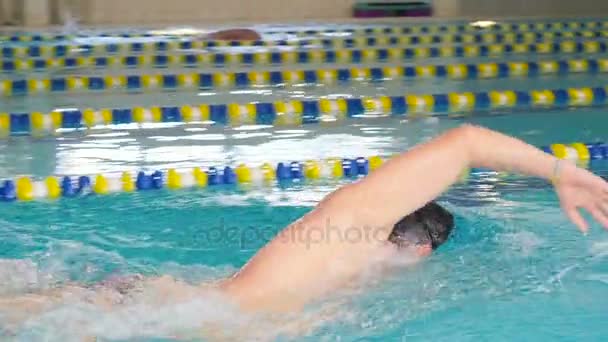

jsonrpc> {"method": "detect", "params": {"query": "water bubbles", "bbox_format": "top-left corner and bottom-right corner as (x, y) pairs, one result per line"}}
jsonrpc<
(497, 231), (545, 257)
(0, 259), (42, 295)
(589, 240), (608, 259)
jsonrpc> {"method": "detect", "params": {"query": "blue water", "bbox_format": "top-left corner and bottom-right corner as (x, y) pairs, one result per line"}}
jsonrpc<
(0, 108), (607, 340)
(2, 18), (608, 341)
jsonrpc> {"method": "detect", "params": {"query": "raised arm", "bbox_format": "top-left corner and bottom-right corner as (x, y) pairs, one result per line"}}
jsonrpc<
(344, 124), (608, 236)
(223, 124), (608, 311)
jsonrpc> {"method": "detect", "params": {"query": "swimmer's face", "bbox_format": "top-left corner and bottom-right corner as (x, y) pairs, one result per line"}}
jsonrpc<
(415, 244), (433, 257)
(381, 241), (432, 266)
(389, 238), (433, 257)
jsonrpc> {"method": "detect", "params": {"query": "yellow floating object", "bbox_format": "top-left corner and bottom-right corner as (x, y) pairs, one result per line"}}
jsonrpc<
(531, 90), (556, 106)
(274, 101), (303, 126)
(121, 172), (135, 192)
(568, 59), (589, 72)
(235, 164), (252, 183)
(464, 45), (480, 57)
(304, 160), (321, 180)
(478, 63), (498, 78)
(368, 156), (384, 171)
(228, 103), (256, 125)
(67, 76), (85, 90)
(151, 107), (162, 122)
(415, 65), (436, 78)
(51, 111), (62, 132)
(330, 158), (344, 178)
(447, 64), (468, 79)
(568, 87), (593, 106)
(317, 69), (337, 83)
(30, 112), (45, 132)
(82, 109), (96, 127)
(571, 142), (590, 160)
(448, 92), (475, 111)
(93, 175), (109, 194)
(101, 109), (113, 124)
(167, 169), (182, 189)
(508, 62), (529, 76)
(414, 47), (430, 58)
(177, 73), (199, 88)
(180, 106), (194, 122)
(28, 79), (49, 93)
(538, 61), (558, 74)
(0, 113), (8, 138)
(193, 167), (208, 187)
(550, 144), (568, 159)
(16, 177), (34, 201)
(406, 94), (434, 114)
(260, 163), (275, 182)
(45, 176), (61, 199)
(583, 41), (600, 53)
(132, 107), (146, 123)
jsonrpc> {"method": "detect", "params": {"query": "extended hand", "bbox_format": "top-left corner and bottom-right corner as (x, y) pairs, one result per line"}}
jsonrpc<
(554, 160), (608, 233)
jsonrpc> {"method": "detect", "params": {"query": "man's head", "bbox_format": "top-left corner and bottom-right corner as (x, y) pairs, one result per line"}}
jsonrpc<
(388, 201), (454, 254)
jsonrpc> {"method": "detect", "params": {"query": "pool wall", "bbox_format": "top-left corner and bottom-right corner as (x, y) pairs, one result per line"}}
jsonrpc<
(3, 0), (608, 27)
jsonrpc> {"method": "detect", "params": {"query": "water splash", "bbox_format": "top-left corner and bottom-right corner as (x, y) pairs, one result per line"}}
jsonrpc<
(497, 231), (544, 257)
(5, 281), (357, 341)
(589, 240), (608, 260)
(0, 260), (43, 295)
(0, 246), (427, 341)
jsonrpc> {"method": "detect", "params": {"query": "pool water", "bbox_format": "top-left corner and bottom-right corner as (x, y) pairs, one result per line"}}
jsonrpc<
(3, 18), (608, 341)
(0, 107), (608, 340)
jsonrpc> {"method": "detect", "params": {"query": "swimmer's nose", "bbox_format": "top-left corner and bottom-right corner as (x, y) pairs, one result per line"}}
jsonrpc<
(417, 244), (432, 257)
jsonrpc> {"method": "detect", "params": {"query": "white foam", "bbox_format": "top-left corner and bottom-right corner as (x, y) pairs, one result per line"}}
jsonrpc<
(0, 259), (43, 295)
(497, 231), (544, 257)
(5, 275), (349, 341)
(590, 240), (608, 259)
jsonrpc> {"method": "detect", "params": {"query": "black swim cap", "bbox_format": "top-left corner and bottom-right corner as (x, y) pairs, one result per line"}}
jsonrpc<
(388, 201), (454, 250)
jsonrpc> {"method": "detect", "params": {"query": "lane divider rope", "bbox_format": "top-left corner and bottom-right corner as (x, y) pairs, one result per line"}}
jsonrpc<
(2, 57), (606, 97)
(2, 30), (608, 58)
(0, 141), (601, 202)
(2, 41), (606, 72)
(0, 85), (607, 137)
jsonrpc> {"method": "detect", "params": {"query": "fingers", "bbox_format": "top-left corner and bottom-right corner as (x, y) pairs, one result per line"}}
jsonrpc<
(590, 205), (608, 230)
(598, 201), (608, 217)
(598, 176), (608, 196)
(565, 207), (589, 234)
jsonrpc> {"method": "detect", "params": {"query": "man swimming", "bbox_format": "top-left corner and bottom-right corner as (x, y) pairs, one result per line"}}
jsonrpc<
(1, 124), (607, 321)
(205, 28), (262, 41)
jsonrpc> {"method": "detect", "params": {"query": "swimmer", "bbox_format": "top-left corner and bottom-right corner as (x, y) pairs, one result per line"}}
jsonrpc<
(2, 125), (608, 326)
(204, 28), (262, 41)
